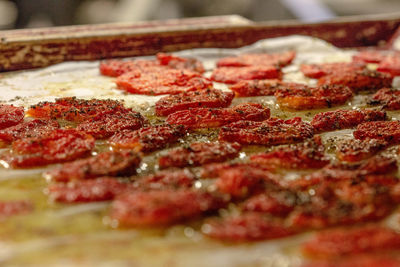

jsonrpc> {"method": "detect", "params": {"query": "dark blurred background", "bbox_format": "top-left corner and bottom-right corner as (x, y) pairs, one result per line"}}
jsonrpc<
(1, 0), (399, 29)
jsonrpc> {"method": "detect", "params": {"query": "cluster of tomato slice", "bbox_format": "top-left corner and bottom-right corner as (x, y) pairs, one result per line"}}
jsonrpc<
(2, 48), (400, 265)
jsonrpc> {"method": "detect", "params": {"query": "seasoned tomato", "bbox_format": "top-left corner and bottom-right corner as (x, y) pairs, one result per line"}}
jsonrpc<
(242, 192), (296, 217)
(203, 212), (295, 242)
(47, 177), (129, 203)
(27, 97), (128, 122)
(110, 189), (226, 226)
(109, 124), (187, 152)
(302, 226), (400, 258)
(219, 117), (314, 145)
(250, 136), (329, 169)
(377, 54), (400, 76)
(318, 69), (392, 92)
(133, 169), (195, 190)
(0, 119), (59, 146)
(45, 150), (142, 182)
(4, 129), (95, 168)
(216, 51), (295, 67)
(336, 139), (388, 162)
(354, 120), (400, 142)
(352, 49), (390, 63)
(199, 162), (273, 179)
(275, 85), (353, 110)
(158, 142), (241, 168)
(166, 103), (270, 129)
(0, 104), (25, 130)
(230, 79), (307, 97)
(116, 68), (212, 95)
(155, 88), (234, 116)
(311, 109), (387, 133)
(211, 66), (282, 84)
(300, 62), (366, 79)
(76, 110), (146, 139)
(99, 59), (159, 77)
(156, 53), (205, 73)
(370, 88), (400, 110)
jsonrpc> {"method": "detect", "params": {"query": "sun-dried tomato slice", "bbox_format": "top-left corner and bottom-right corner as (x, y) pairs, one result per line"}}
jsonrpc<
(0, 200), (33, 219)
(155, 88), (234, 116)
(108, 124), (187, 152)
(302, 226), (400, 258)
(0, 119), (59, 146)
(47, 177), (129, 203)
(166, 103), (270, 129)
(4, 129), (95, 168)
(230, 79), (307, 97)
(318, 69), (392, 92)
(156, 53), (205, 73)
(242, 192), (296, 217)
(336, 139), (388, 162)
(358, 155), (398, 175)
(377, 54), (400, 76)
(76, 110), (146, 139)
(159, 141), (241, 169)
(370, 88), (400, 110)
(110, 189), (226, 226)
(354, 120), (400, 142)
(352, 50), (390, 63)
(45, 150), (141, 182)
(219, 117), (314, 146)
(27, 97), (128, 122)
(99, 59), (159, 77)
(199, 162), (272, 179)
(275, 85), (353, 110)
(203, 212), (295, 242)
(311, 109), (387, 133)
(216, 51), (295, 68)
(211, 66), (282, 84)
(133, 169), (195, 190)
(0, 104), (24, 130)
(300, 62), (366, 79)
(215, 165), (279, 198)
(116, 68), (212, 95)
(250, 136), (329, 169)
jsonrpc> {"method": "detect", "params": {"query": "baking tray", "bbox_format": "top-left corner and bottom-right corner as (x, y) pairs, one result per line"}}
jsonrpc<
(1, 13), (400, 72)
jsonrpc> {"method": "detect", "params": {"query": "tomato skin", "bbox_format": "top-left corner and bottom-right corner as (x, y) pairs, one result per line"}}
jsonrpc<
(275, 85), (353, 110)
(110, 189), (226, 226)
(0, 119), (59, 145)
(4, 128), (95, 168)
(250, 136), (329, 170)
(166, 103), (270, 129)
(133, 169), (195, 190)
(211, 65), (282, 84)
(301, 62), (366, 79)
(116, 68), (212, 95)
(155, 88), (234, 116)
(216, 51), (295, 68)
(230, 79), (306, 97)
(47, 177), (129, 203)
(219, 117), (314, 146)
(158, 142), (241, 169)
(45, 150), (142, 182)
(0, 104), (25, 130)
(108, 124), (187, 152)
(311, 109), (387, 133)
